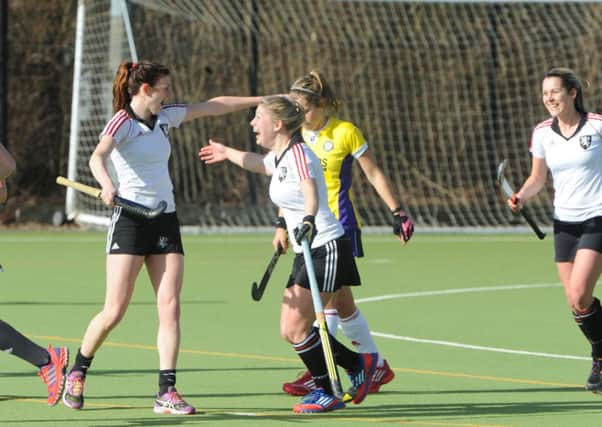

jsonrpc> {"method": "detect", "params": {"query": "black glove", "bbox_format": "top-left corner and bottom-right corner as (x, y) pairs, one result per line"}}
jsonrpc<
(392, 207), (414, 243)
(293, 215), (316, 245)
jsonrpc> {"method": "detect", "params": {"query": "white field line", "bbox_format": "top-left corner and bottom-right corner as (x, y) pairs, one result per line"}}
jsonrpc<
(355, 283), (560, 303)
(359, 282), (589, 361)
(370, 331), (589, 361)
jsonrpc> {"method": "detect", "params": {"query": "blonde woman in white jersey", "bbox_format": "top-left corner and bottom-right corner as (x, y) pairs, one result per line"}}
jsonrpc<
(508, 67), (602, 392)
(62, 60), (262, 415)
(199, 95), (377, 413)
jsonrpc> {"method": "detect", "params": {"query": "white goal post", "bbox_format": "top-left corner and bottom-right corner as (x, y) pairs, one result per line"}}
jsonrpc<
(66, 0), (602, 231)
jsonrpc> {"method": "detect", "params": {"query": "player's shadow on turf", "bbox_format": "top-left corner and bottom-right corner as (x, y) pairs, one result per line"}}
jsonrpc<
(0, 300), (226, 306)
(388, 386), (583, 395)
(343, 400), (602, 418)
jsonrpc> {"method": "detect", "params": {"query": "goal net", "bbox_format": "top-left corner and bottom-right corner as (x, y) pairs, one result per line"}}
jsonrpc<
(67, 0), (602, 231)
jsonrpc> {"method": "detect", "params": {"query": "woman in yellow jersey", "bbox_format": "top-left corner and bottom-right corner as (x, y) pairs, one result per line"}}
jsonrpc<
(279, 71), (414, 398)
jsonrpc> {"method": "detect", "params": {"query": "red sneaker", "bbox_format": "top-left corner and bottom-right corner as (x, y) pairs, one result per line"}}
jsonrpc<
(282, 370), (316, 396)
(368, 359), (395, 393)
(37, 345), (69, 406)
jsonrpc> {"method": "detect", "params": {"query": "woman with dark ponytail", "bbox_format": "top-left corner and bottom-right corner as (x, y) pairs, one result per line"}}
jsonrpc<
(62, 60), (261, 415)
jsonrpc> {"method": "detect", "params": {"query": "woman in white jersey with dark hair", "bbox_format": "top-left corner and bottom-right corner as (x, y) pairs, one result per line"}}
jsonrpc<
(281, 70), (413, 398)
(508, 67), (602, 392)
(199, 95), (377, 413)
(62, 60), (262, 415)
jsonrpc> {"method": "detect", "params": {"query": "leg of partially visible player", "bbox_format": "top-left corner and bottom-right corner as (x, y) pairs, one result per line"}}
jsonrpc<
(0, 320), (68, 405)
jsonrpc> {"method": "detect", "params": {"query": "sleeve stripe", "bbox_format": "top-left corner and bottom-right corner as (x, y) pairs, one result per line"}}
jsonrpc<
(292, 144), (310, 180)
(103, 110), (129, 136)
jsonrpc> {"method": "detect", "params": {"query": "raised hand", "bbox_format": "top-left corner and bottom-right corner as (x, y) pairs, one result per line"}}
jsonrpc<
(198, 139), (228, 164)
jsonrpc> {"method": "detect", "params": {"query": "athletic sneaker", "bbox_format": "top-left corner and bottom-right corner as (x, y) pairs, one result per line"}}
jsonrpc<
(62, 370), (86, 410)
(282, 370), (316, 396)
(586, 358), (602, 391)
(344, 352), (377, 404)
(292, 388), (345, 413)
(37, 345), (69, 406)
(368, 359), (395, 393)
(153, 386), (196, 415)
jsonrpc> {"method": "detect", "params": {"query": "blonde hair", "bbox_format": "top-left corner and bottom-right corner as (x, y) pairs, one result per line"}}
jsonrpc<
(260, 95), (305, 133)
(290, 70), (340, 113)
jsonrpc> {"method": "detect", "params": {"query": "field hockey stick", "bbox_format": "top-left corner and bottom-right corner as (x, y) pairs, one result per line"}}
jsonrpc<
(56, 176), (167, 220)
(300, 237), (344, 399)
(251, 244), (283, 301)
(496, 161), (546, 240)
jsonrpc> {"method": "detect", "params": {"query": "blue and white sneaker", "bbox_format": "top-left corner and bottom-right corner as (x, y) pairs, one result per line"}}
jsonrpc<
(292, 388), (345, 413)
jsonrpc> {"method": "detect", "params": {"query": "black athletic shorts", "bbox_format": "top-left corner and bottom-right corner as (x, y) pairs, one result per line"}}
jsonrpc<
(554, 216), (602, 262)
(106, 207), (184, 255)
(345, 228), (364, 258)
(286, 236), (361, 292)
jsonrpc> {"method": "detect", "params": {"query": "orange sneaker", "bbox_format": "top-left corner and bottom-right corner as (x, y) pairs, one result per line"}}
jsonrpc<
(37, 345), (69, 406)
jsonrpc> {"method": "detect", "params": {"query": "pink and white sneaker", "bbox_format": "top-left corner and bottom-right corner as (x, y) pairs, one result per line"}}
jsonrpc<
(153, 386), (196, 415)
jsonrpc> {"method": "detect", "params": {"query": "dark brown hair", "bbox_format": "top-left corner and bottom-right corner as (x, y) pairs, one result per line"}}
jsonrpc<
(544, 67), (587, 115)
(112, 60), (170, 113)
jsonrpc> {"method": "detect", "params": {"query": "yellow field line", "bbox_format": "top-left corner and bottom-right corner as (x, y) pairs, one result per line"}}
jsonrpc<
(15, 334), (581, 426)
(33, 334), (582, 389)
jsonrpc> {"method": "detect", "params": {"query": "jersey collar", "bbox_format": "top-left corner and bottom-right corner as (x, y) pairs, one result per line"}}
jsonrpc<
(125, 104), (158, 130)
(274, 131), (304, 167)
(551, 112), (587, 140)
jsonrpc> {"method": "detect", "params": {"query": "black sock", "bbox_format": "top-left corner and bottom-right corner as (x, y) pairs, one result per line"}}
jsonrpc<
(574, 298), (602, 358)
(0, 319), (49, 368)
(293, 330), (332, 394)
(71, 348), (94, 376)
(159, 369), (176, 395)
(315, 327), (360, 371)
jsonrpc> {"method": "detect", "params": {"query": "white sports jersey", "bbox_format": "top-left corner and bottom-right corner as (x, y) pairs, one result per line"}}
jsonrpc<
(101, 104), (187, 213)
(263, 139), (344, 253)
(530, 113), (602, 221)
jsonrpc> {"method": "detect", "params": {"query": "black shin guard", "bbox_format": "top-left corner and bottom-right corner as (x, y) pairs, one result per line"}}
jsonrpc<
(573, 298), (602, 358)
(0, 319), (49, 368)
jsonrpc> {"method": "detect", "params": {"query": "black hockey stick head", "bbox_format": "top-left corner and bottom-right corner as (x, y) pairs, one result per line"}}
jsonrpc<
(114, 196), (167, 219)
(251, 245), (282, 301)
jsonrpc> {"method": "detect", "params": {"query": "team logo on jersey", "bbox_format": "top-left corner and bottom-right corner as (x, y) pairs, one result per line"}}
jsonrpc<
(157, 236), (169, 249)
(159, 123), (169, 137)
(278, 166), (288, 182)
(579, 135), (592, 150)
(323, 140), (334, 152)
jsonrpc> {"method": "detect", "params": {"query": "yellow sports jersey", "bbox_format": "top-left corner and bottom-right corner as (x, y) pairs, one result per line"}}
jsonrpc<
(302, 117), (369, 231)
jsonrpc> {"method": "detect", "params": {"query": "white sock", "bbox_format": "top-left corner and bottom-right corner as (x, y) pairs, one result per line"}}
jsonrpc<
(324, 309), (339, 337)
(340, 309), (383, 366)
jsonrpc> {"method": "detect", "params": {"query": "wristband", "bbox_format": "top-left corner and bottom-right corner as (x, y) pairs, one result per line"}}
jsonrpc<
(275, 216), (287, 229)
(391, 205), (404, 215)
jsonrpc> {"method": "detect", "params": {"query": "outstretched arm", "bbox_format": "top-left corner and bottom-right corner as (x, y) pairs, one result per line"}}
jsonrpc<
(199, 139), (268, 175)
(0, 142), (16, 203)
(0, 142), (16, 181)
(184, 96), (261, 122)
